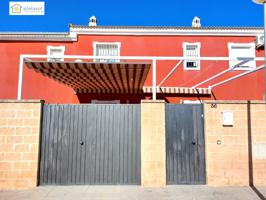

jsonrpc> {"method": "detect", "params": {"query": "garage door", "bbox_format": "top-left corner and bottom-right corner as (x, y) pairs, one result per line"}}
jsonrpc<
(39, 104), (141, 185)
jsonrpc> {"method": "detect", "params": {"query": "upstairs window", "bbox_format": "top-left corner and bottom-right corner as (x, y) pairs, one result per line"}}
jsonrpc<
(93, 42), (121, 63)
(183, 42), (201, 70)
(228, 43), (256, 70)
(47, 46), (65, 62)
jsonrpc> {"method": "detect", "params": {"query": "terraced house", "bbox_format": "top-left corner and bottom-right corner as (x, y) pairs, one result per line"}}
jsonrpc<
(0, 17), (266, 189)
(0, 16), (265, 103)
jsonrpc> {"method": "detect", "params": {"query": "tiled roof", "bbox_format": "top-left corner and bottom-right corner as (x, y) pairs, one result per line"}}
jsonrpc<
(69, 24), (263, 30)
(0, 25), (263, 41)
(69, 24), (263, 36)
(0, 32), (68, 35)
(0, 32), (76, 41)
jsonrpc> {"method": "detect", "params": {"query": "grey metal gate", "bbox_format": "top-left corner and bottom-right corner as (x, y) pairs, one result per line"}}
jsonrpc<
(165, 104), (206, 185)
(39, 104), (141, 185)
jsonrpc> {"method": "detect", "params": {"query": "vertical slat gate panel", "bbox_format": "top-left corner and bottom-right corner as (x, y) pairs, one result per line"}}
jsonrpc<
(67, 105), (74, 184)
(72, 105), (78, 184)
(166, 104), (206, 185)
(84, 104), (96, 184)
(95, 105), (101, 184)
(123, 105), (128, 184)
(195, 105), (206, 183)
(40, 104), (141, 185)
(136, 105), (141, 184)
(119, 105), (124, 183)
(39, 105), (48, 184)
(49, 105), (56, 184)
(131, 106), (137, 183)
(55, 105), (61, 184)
(61, 105), (70, 185)
(128, 105), (133, 183)
(112, 105), (120, 184)
(109, 105), (114, 183)
(75, 105), (82, 184)
(99, 105), (105, 183)
(80, 105), (86, 184)
(103, 105), (108, 183)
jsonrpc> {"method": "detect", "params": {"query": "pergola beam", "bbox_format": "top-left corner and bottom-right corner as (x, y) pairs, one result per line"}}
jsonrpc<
(20, 54), (265, 61)
(192, 58), (253, 88)
(209, 65), (265, 89)
(158, 60), (183, 87)
(17, 54), (265, 100)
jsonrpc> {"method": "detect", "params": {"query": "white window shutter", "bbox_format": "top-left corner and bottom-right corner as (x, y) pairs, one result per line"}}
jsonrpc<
(228, 43), (256, 70)
(47, 46), (65, 62)
(94, 43), (120, 63)
(183, 42), (201, 70)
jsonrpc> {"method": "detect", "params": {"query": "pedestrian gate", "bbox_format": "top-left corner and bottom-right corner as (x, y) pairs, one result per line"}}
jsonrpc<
(39, 104), (141, 185)
(165, 104), (206, 185)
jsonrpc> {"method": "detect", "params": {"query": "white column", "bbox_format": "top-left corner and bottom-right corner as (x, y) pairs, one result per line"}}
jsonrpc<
(17, 55), (24, 100)
(263, 1), (266, 100)
(152, 59), (157, 100)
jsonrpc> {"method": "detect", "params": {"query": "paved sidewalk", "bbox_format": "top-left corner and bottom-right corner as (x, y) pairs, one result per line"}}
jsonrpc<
(0, 185), (266, 200)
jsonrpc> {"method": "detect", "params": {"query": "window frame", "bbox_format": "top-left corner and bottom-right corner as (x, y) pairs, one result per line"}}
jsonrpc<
(93, 42), (121, 62)
(228, 42), (256, 71)
(183, 42), (201, 71)
(47, 46), (65, 62)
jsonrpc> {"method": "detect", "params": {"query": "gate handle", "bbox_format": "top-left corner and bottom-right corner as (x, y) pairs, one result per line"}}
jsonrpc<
(80, 141), (84, 146)
(192, 141), (196, 145)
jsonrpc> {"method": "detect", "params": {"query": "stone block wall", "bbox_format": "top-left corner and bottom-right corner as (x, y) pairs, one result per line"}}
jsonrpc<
(1, 99), (265, 189)
(204, 101), (266, 186)
(141, 100), (166, 187)
(0, 100), (42, 189)
(250, 103), (266, 186)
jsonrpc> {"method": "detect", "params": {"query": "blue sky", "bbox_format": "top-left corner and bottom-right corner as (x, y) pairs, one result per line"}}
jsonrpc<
(0, 0), (264, 32)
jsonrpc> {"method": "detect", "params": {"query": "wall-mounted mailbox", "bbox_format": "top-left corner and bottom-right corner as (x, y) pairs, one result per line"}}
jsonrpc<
(221, 111), (234, 126)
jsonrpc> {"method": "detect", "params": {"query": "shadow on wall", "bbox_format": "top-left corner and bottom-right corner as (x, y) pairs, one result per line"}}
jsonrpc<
(76, 94), (147, 104)
(76, 93), (212, 104)
(247, 101), (266, 200)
